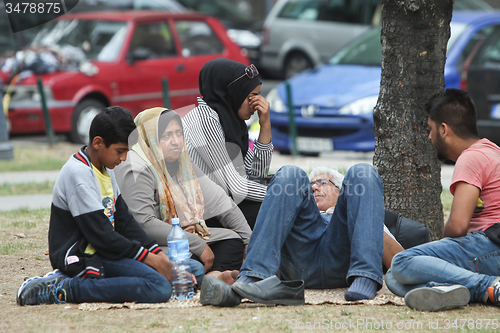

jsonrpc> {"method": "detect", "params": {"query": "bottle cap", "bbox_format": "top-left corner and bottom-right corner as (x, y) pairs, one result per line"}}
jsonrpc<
(171, 218), (180, 225)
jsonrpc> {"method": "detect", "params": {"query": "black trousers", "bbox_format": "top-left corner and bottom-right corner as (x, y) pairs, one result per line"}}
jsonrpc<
(192, 238), (244, 273)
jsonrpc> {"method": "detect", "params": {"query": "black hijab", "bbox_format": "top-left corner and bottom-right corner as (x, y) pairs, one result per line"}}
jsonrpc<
(199, 58), (261, 158)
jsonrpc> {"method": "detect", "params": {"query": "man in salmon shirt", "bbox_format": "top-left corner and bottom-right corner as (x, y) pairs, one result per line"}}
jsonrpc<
(386, 88), (500, 311)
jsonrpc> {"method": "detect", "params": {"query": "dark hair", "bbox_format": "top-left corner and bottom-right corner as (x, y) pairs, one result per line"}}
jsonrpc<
(89, 106), (136, 147)
(426, 88), (478, 139)
(157, 109), (182, 142)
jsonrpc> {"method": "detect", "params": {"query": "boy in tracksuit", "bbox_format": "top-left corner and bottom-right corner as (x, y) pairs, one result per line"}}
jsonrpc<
(17, 106), (204, 305)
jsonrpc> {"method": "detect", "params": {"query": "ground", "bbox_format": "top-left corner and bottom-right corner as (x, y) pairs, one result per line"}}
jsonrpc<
(1, 208), (500, 333)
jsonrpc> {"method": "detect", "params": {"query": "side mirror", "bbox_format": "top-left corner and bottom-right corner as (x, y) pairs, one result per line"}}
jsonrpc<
(126, 47), (152, 64)
(487, 53), (500, 63)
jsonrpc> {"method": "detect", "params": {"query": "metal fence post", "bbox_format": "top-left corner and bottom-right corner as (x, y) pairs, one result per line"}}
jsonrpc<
(0, 78), (13, 160)
(285, 80), (298, 156)
(37, 77), (56, 146)
(162, 77), (170, 109)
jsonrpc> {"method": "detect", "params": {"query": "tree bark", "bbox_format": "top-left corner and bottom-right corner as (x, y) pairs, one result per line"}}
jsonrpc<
(374, 0), (453, 240)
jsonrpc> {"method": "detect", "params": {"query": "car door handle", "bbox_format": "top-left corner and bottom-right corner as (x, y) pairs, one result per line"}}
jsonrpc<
(176, 64), (186, 71)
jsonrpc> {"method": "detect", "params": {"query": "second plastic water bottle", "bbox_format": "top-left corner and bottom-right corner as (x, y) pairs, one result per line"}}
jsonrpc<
(167, 218), (194, 301)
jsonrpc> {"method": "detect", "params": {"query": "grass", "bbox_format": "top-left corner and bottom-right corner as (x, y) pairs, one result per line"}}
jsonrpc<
(441, 188), (453, 212)
(0, 242), (38, 255)
(0, 208), (49, 256)
(0, 181), (54, 196)
(0, 145), (72, 172)
(1, 207), (50, 219)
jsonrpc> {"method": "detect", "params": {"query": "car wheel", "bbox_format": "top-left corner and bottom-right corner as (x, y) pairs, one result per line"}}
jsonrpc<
(284, 52), (313, 79)
(301, 152), (320, 157)
(70, 99), (105, 144)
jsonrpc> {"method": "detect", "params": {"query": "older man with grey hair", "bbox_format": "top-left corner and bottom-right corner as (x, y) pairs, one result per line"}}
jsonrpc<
(201, 163), (403, 307)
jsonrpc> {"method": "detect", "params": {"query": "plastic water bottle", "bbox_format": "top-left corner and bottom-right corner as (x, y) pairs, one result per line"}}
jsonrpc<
(167, 218), (194, 301)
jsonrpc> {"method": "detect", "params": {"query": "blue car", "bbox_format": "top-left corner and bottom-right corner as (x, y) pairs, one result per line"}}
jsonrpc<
(267, 11), (500, 153)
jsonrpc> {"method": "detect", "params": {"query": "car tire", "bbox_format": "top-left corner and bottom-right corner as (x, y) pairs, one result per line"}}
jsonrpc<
(70, 99), (105, 144)
(300, 152), (320, 157)
(277, 148), (291, 155)
(284, 52), (313, 79)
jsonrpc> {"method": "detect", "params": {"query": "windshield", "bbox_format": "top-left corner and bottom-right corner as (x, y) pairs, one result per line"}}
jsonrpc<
(329, 22), (468, 66)
(32, 19), (127, 62)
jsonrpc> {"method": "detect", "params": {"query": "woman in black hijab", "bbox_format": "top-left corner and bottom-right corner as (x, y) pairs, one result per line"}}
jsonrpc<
(183, 59), (273, 229)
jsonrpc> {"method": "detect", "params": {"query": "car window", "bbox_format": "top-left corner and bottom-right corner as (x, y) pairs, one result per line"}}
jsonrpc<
(175, 20), (224, 56)
(133, 0), (186, 11)
(176, 0), (250, 22)
(278, 0), (379, 24)
(318, 0), (379, 24)
(278, 0), (321, 21)
(329, 27), (381, 66)
(470, 25), (500, 66)
(129, 22), (177, 59)
(456, 24), (493, 72)
(330, 22), (468, 67)
(33, 19), (127, 62)
(454, 0), (493, 10)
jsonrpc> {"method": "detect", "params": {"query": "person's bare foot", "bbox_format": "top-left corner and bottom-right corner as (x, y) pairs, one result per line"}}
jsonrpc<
(207, 270), (239, 285)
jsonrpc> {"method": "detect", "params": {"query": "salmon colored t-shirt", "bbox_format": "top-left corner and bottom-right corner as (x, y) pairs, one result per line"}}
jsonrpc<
(450, 138), (500, 233)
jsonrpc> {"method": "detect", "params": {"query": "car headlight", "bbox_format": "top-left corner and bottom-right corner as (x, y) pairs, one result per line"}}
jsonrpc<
(227, 29), (261, 48)
(9, 85), (53, 102)
(266, 88), (287, 113)
(339, 95), (378, 115)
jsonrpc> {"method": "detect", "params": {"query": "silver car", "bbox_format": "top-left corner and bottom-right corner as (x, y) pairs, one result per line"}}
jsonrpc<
(260, 0), (493, 79)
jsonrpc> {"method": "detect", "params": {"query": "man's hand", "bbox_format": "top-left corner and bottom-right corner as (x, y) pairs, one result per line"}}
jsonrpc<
(444, 181), (480, 238)
(144, 252), (172, 282)
(199, 244), (214, 272)
(242, 244), (248, 264)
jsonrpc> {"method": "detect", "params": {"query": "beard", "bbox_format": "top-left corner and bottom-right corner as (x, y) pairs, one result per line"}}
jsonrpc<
(433, 132), (448, 161)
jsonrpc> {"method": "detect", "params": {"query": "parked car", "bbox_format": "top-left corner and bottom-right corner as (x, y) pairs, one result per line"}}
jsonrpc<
(80, 0), (262, 65)
(172, 0), (262, 66)
(266, 11), (500, 154)
(260, 0), (493, 79)
(0, 0), (260, 67)
(1, 11), (249, 143)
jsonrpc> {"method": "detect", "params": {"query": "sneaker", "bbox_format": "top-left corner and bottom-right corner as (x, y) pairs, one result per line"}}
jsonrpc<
(17, 270), (69, 306)
(404, 285), (470, 311)
(488, 281), (500, 304)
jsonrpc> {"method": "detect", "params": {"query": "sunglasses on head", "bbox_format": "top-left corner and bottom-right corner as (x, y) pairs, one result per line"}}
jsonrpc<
(310, 178), (338, 189)
(227, 64), (259, 87)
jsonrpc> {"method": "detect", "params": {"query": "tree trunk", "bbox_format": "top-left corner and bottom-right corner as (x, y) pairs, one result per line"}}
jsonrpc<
(373, 0), (453, 240)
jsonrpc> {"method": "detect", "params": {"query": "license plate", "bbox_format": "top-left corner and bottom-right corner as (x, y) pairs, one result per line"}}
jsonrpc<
(296, 137), (333, 152)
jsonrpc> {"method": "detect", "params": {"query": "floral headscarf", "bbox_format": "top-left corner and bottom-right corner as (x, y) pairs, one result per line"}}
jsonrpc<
(133, 107), (210, 239)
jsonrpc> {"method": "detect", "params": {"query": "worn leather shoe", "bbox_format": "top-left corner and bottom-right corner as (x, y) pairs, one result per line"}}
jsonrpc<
(200, 276), (241, 307)
(232, 275), (305, 306)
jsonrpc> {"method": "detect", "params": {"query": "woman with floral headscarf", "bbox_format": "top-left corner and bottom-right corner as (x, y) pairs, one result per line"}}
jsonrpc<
(115, 108), (251, 284)
(182, 59), (273, 229)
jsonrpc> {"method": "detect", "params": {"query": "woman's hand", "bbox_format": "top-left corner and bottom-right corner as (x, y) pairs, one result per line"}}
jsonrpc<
(249, 95), (271, 144)
(183, 225), (195, 233)
(249, 95), (271, 127)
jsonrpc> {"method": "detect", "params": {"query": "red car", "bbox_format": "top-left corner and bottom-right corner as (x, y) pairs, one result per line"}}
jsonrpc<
(2, 11), (249, 143)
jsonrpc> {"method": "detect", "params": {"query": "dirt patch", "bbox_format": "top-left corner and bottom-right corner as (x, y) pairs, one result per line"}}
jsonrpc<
(1, 210), (499, 333)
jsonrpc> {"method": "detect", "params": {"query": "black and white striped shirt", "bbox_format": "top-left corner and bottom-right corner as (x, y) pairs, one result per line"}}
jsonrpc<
(183, 97), (273, 202)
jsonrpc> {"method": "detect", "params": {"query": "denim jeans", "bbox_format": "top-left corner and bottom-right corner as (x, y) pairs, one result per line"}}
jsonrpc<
(65, 257), (205, 303)
(239, 164), (384, 289)
(386, 231), (500, 302)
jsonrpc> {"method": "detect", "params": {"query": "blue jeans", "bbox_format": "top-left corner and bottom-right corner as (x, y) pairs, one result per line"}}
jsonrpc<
(386, 231), (500, 302)
(65, 257), (205, 303)
(239, 164), (384, 289)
